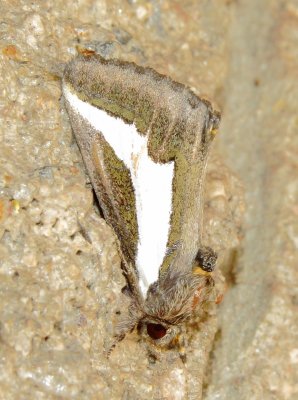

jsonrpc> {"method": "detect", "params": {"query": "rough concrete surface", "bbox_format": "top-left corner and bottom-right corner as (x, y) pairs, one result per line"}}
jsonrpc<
(0, 1), (297, 399)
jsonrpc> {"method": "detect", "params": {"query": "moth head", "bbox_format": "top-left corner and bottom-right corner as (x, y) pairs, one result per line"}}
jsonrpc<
(194, 246), (217, 273)
(138, 317), (182, 348)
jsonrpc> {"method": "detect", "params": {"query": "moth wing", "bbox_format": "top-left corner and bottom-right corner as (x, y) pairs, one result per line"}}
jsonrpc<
(63, 54), (220, 294)
(63, 98), (139, 267)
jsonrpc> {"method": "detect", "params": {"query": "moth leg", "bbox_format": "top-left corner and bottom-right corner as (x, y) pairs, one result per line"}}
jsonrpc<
(167, 324), (188, 363)
(106, 297), (143, 358)
(215, 292), (225, 304)
(192, 284), (206, 309)
(106, 333), (126, 358)
(146, 346), (160, 364)
(106, 314), (138, 358)
(211, 268), (227, 305)
(177, 334), (187, 364)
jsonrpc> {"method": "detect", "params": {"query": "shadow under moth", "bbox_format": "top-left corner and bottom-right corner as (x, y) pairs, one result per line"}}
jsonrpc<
(62, 53), (220, 361)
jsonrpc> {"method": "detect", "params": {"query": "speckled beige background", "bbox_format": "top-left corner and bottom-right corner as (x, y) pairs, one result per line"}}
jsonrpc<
(0, 1), (297, 399)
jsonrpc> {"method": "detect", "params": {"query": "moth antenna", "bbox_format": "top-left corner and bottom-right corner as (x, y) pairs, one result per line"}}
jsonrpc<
(178, 345), (187, 364)
(105, 333), (126, 359)
(172, 328), (188, 363)
(106, 315), (139, 358)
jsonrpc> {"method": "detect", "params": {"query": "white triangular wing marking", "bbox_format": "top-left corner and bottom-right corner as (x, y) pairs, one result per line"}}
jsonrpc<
(64, 86), (174, 295)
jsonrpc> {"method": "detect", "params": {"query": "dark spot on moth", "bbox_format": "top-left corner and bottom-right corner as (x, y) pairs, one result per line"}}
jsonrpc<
(195, 246), (217, 272)
(147, 323), (167, 340)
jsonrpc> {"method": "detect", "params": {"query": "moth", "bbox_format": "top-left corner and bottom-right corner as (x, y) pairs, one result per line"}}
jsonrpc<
(62, 54), (220, 360)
